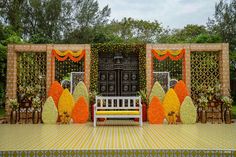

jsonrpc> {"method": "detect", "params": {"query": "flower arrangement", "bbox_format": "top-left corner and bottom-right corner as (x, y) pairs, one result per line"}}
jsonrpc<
(206, 86), (214, 100)
(32, 96), (41, 109)
(221, 96), (233, 109)
(196, 82), (222, 102)
(9, 98), (19, 110)
(197, 95), (208, 109)
(18, 85), (41, 101)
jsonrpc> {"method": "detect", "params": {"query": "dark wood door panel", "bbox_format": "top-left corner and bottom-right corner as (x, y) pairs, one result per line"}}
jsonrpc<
(98, 53), (139, 96)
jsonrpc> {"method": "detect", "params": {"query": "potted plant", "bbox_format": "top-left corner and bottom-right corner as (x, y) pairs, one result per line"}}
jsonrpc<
(9, 98), (19, 124)
(32, 96), (41, 124)
(136, 89), (148, 122)
(221, 96), (233, 124)
(197, 95), (208, 123)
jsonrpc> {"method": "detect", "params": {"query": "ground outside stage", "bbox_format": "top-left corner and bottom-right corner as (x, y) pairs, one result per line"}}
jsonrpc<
(0, 120), (235, 156)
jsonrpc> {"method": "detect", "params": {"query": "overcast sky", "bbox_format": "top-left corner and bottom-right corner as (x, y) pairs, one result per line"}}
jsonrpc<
(98, 0), (220, 29)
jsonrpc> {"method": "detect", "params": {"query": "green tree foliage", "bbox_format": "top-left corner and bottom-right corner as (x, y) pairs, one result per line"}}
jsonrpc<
(0, 24), (23, 107)
(208, 0), (236, 51)
(159, 24), (221, 43)
(64, 0), (111, 44)
(207, 0), (236, 80)
(0, 0), (68, 43)
(100, 17), (162, 43)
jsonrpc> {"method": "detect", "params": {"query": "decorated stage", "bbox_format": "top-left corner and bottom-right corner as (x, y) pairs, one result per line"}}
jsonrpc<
(0, 120), (235, 156)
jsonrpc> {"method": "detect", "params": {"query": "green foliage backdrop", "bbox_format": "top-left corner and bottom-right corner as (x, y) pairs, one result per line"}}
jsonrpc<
(90, 43), (146, 93)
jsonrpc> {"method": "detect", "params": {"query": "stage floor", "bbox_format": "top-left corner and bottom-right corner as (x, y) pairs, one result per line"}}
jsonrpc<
(0, 120), (235, 156)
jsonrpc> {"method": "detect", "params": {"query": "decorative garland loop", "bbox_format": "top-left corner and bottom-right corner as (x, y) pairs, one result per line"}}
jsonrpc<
(52, 49), (86, 62)
(152, 49), (185, 61)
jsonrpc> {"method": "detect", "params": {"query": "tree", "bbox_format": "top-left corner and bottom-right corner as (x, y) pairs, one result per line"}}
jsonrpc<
(208, 0), (236, 81)
(0, 24), (23, 107)
(159, 24), (210, 43)
(0, 0), (74, 43)
(64, 0), (111, 44)
(0, 0), (25, 34)
(207, 0), (236, 51)
(93, 17), (163, 43)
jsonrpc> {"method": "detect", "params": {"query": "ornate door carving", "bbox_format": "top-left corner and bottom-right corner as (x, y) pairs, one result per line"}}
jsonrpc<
(98, 53), (139, 96)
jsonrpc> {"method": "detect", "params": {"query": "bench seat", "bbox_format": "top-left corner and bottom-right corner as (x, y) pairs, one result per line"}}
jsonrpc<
(94, 96), (142, 127)
(96, 111), (140, 115)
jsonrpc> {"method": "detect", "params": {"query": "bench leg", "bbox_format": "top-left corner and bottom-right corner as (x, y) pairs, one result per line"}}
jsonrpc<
(139, 116), (143, 127)
(94, 116), (96, 127)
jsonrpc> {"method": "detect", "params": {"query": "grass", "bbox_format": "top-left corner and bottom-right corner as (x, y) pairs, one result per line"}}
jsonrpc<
(0, 107), (5, 117)
(232, 103), (236, 119)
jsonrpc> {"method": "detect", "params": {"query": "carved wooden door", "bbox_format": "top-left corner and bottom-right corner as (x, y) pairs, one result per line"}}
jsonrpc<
(98, 53), (139, 96)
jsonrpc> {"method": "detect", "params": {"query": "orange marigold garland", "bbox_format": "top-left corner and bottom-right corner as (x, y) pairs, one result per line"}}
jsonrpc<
(148, 96), (165, 124)
(174, 80), (189, 104)
(48, 81), (64, 108)
(151, 49), (185, 61)
(52, 49), (85, 62)
(72, 96), (89, 123)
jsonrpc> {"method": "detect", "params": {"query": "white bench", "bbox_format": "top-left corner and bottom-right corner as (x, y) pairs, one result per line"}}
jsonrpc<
(94, 96), (142, 127)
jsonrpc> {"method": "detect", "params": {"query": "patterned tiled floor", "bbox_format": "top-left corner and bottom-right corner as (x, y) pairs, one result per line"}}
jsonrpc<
(0, 120), (235, 156)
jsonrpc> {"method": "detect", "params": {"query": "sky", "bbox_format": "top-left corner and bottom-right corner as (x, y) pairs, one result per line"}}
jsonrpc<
(98, 0), (220, 29)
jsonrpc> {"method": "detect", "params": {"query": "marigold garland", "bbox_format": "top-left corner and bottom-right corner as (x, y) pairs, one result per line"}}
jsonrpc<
(152, 49), (185, 61)
(54, 49), (83, 57)
(52, 49), (85, 62)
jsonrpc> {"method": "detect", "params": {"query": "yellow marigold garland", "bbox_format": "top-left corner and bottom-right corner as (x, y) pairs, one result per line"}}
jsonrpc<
(52, 49), (85, 62)
(54, 49), (83, 57)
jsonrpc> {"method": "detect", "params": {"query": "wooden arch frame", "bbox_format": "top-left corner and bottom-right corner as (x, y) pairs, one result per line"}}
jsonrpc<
(6, 44), (91, 113)
(146, 43), (230, 96)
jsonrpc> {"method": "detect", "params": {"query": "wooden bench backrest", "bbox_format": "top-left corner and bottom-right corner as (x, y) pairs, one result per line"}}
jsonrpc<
(95, 96), (141, 110)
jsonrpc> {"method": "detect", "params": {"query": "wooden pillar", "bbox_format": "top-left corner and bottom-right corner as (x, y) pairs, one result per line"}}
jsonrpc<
(146, 44), (153, 96)
(184, 45), (191, 95)
(220, 43), (230, 95)
(5, 45), (18, 114)
(46, 44), (54, 95)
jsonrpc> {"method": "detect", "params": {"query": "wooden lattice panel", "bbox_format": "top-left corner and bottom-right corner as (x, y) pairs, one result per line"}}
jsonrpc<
(17, 52), (47, 99)
(191, 51), (220, 101)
